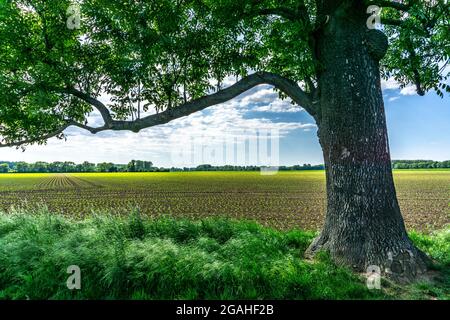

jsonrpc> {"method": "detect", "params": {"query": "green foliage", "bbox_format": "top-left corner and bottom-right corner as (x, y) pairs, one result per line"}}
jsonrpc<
(381, 0), (450, 96)
(127, 160), (153, 172)
(409, 228), (450, 266)
(1, 0), (448, 145)
(394, 228), (449, 300)
(0, 208), (448, 300)
(0, 160), (327, 173)
(392, 160), (450, 169)
(0, 0), (95, 145)
(5, 159), (450, 173)
(0, 207), (384, 300)
(0, 163), (8, 173)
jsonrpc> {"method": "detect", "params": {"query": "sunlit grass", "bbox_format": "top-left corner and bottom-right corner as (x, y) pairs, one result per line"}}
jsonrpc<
(0, 207), (448, 300)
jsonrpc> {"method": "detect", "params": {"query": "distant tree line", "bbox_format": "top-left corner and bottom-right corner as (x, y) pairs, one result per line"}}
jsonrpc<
(0, 161), (325, 173)
(181, 164), (326, 171)
(391, 160), (450, 169)
(0, 160), (448, 174)
(0, 160), (154, 173)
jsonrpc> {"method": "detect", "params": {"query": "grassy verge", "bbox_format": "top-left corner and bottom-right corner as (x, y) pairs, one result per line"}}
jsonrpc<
(0, 207), (448, 300)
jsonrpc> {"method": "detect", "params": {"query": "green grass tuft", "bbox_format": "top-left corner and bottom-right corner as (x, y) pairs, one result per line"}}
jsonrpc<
(0, 207), (447, 300)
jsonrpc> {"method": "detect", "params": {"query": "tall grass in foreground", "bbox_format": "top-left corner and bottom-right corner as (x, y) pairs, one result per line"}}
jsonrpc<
(0, 207), (448, 300)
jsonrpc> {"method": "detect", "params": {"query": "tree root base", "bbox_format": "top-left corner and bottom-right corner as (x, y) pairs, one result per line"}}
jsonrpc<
(305, 234), (433, 284)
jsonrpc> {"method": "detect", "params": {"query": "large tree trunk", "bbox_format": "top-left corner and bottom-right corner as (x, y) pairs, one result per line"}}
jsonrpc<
(306, 2), (429, 282)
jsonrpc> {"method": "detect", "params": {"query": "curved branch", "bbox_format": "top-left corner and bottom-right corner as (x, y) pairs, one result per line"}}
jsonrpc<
(0, 123), (71, 148)
(1, 72), (315, 147)
(121, 71), (316, 132)
(68, 121), (108, 134)
(64, 88), (113, 125)
(0, 119), (111, 148)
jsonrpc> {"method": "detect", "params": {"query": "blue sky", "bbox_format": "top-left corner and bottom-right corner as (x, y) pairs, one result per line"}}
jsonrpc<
(1, 79), (449, 166)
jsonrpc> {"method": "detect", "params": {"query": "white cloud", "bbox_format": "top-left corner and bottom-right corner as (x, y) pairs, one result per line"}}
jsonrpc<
(400, 85), (417, 96)
(240, 86), (278, 105)
(381, 78), (419, 96)
(253, 99), (304, 113)
(388, 96), (400, 102)
(2, 85), (316, 166)
(381, 78), (400, 90)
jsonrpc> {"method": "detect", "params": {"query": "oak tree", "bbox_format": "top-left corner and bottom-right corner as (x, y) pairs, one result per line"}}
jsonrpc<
(1, 0), (449, 281)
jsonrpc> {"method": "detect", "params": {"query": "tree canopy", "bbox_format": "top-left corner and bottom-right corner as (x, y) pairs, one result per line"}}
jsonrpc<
(0, 0), (448, 147)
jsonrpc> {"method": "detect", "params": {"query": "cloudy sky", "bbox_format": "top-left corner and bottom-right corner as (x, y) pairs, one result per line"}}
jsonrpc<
(1, 79), (449, 167)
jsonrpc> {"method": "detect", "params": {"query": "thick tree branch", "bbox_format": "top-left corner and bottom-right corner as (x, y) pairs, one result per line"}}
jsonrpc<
(68, 121), (108, 134)
(0, 123), (71, 148)
(64, 88), (113, 125)
(0, 119), (110, 148)
(0, 72), (316, 147)
(106, 71), (316, 133)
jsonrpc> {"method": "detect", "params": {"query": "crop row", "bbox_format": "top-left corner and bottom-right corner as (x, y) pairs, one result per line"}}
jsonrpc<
(0, 171), (448, 232)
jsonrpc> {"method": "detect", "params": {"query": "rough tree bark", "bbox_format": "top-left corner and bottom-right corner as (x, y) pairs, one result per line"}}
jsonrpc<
(305, 2), (430, 282)
(0, 0), (433, 283)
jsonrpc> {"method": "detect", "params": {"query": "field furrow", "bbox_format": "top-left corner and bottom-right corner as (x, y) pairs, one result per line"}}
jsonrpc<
(0, 171), (448, 232)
